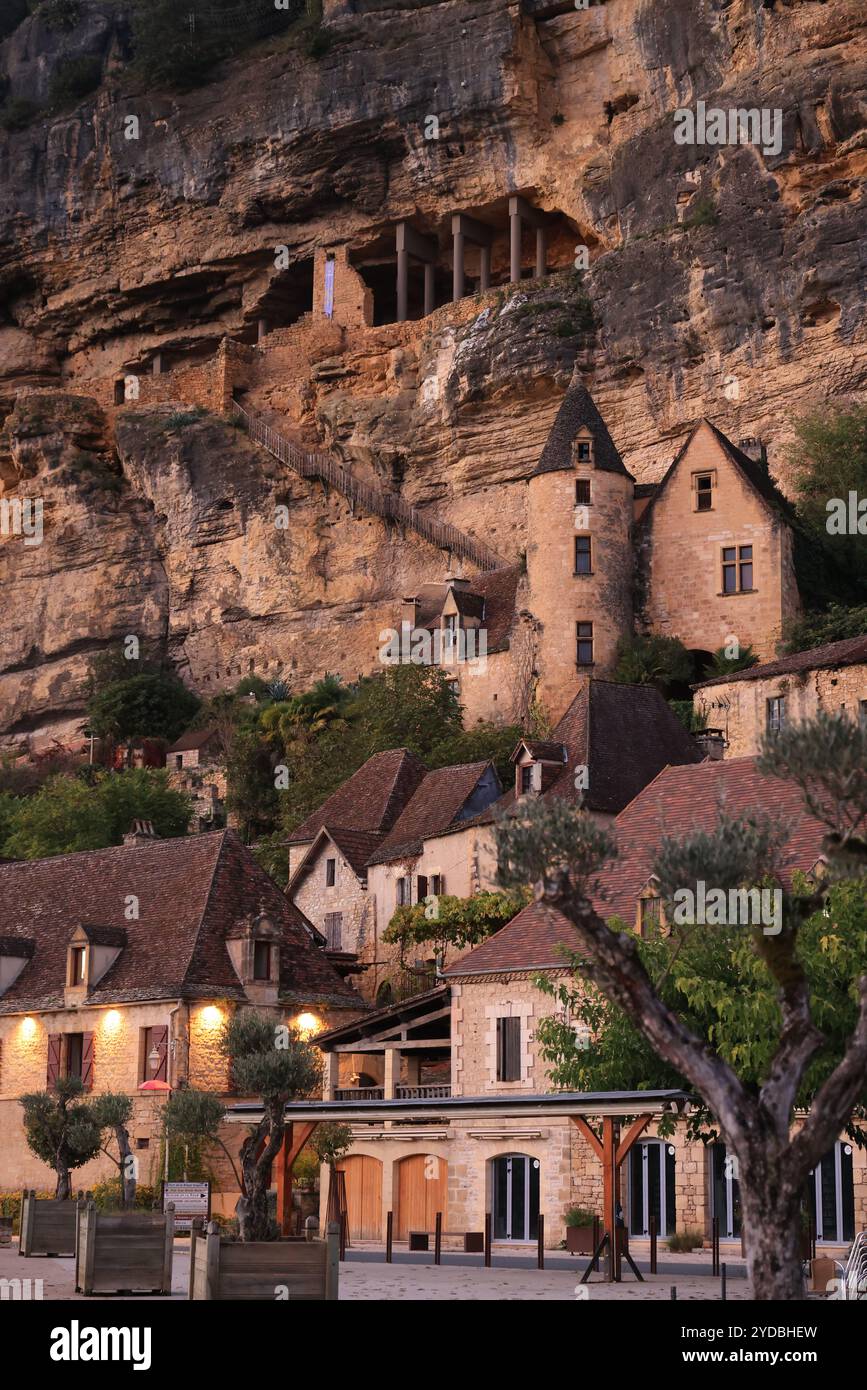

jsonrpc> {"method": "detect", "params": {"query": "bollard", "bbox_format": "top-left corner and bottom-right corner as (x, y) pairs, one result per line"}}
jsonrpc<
(649, 1214), (657, 1274)
(434, 1211), (442, 1266)
(484, 1212), (492, 1268)
(712, 1216), (720, 1277)
(339, 1212), (347, 1262)
(670, 1285), (677, 1300)
(721, 1262), (727, 1302)
(592, 1215), (601, 1272)
(386, 1211), (393, 1264)
(537, 1214), (544, 1270)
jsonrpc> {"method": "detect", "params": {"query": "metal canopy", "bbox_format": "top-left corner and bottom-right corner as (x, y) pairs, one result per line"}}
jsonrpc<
(225, 1088), (691, 1125)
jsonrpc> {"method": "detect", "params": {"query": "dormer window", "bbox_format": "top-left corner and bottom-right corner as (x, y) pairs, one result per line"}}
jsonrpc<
(520, 765), (535, 795)
(575, 440), (593, 463)
(69, 945), (87, 986)
(226, 912), (280, 1000)
(693, 471), (715, 511)
(0, 937), (35, 998)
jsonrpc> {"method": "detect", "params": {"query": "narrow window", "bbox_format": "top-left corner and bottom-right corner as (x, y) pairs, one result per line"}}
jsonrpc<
(396, 876), (410, 906)
(767, 696), (786, 735)
(694, 472), (714, 511)
(496, 1016), (521, 1082)
(417, 874), (428, 903)
(574, 535), (592, 575)
(66, 1033), (84, 1080)
(860, 700), (867, 731)
(520, 765), (534, 795)
(576, 621), (594, 666)
(639, 897), (662, 936)
(325, 857), (336, 887)
(722, 546), (737, 594)
(430, 874), (445, 897)
(575, 441), (592, 462)
(739, 544), (753, 591)
(575, 478), (591, 505)
(69, 946), (86, 986)
(253, 940), (271, 980)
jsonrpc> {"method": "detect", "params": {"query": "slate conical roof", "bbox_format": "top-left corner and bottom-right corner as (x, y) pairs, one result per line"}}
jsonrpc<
(531, 376), (633, 479)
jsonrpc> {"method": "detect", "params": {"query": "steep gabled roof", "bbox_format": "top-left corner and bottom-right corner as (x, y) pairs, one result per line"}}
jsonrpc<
(464, 680), (703, 822)
(367, 760), (499, 865)
(531, 377), (633, 479)
(0, 830), (360, 1013)
(167, 727), (221, 753)
(289, 826), (384, 889)
(694, 635), (867, 689)
(443, 901), (584, 976)
(286, 748), (427, 845)
(592, 758), (826, 924)
(637, 419), (794, 526)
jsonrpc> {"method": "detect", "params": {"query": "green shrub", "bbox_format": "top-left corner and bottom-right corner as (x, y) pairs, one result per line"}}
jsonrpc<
(564, 1206), (596, 1228)
(164, 407), (207, 429)
(0, 1190), (54, 1232)
(684, 195), (718, 229)
(39, 0), (83, 30)
(667, 1229), (704, 1252)
(48, 54), (102, 110)
(0, 96), (41, 130)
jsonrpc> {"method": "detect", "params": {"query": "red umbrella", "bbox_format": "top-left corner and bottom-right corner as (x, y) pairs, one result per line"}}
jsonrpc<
(138, 1079), (172, 1092)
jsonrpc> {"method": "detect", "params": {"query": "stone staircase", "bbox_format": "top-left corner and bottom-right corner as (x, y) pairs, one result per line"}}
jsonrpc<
(231, 400), (506, 572)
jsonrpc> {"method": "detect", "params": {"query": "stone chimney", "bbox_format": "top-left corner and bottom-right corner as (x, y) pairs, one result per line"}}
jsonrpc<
(401, 595), (419, 628)
(445, 573), (472, 590)
(693, 729), (726, 761)
(123, 819), (158, 846)
(737, 437), (768, 468)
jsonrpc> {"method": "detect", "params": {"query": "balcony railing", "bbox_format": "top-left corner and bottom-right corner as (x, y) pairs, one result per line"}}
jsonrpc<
(394, 1084), (452, 1100)
(334, 1086), (384, 1101)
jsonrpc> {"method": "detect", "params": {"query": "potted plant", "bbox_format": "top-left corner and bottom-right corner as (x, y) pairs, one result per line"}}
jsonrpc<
(564, 1206), (596, 1254)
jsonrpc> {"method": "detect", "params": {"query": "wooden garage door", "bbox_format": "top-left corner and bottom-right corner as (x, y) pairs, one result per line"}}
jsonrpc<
(338, 1156), (382, 1241)
(396, 1154), (448, 1241)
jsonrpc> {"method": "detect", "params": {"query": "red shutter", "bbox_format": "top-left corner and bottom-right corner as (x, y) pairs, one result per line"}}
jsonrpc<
(47, 1034), (62, 1088)
(151, 1026), (168, 1083)
(80, 1032), (95, 1091)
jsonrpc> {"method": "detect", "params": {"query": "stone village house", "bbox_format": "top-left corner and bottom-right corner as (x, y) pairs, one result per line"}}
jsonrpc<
(0, 827), (362, 1210)
(286, 678), (703, 1006)
(285, 758), (866, 1251)
(692, 635), (867, 758)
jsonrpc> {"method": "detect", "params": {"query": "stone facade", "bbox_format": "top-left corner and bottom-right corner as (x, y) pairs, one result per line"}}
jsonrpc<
(637, 422), (801, 663)
(695, 658), (867, 758)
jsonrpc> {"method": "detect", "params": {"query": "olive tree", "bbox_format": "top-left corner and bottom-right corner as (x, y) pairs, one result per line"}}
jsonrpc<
(20, 1078), (102, 1199)
(219, 1012), (321, 1241)
(494, 713), (867, 1300)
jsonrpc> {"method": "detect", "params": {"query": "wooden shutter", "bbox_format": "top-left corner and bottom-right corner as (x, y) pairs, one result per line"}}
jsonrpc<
(496, 1017), (521, 1082)
(153, 1026), (169, 1083)
(80, 1032), (95, 1091)
(47, 1034), (62, 1088)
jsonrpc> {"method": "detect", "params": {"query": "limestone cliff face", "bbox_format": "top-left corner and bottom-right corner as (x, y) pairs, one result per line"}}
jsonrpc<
(0, 0), (865, 741)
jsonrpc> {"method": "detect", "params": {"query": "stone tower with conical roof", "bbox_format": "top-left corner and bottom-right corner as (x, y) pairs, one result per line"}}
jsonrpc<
(527, 375), (634, 718)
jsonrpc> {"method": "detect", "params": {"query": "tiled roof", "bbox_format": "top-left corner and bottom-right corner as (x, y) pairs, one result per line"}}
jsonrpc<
(408, 567), (521, 655)
(516, 740), (568, 762)
(593, 757), (826, 924)
(167, 727), (220, 753)
(531, 377), (632, 478)
(0, 830), (360, 1013)
(286, 748), (427, 845)
(367, 761), (497, 864)
(694, 636), (867, 688)
(464, 680), (703, 822)
(443, 902), (584, 976)
(638, 420), (794, 527)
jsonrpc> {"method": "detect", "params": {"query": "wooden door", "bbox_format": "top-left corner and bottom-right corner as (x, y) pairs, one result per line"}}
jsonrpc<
(396, 1154), (448, 1240)
(337, 1156), (382, 1241)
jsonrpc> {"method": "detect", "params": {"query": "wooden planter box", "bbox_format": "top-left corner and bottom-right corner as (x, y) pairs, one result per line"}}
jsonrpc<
(19, 1190), (80, 1257)
(565, 1224), (596, 1255)
(188, 1219), (339, 1301)
(75, 1202), (175, 1295)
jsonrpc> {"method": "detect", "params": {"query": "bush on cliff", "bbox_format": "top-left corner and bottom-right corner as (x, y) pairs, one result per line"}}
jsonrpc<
(0, 769), (191, 860)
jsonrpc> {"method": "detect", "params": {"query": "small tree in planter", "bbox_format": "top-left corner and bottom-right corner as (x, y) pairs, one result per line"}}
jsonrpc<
(312, 1123), (353, 1228)
(219, 1012), (321, 1241)
(92, 1093), (137, 1207)
(20, 1078), (102, 1199)
(161, 1088), (243, 1195)
(564, 1206), (596, 1254)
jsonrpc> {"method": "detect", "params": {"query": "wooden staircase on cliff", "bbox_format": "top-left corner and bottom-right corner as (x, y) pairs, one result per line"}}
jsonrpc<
(230, 400), (505, 572)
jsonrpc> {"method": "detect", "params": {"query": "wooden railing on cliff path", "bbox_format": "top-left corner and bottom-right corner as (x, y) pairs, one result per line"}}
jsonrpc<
(230, 400), (505, 572)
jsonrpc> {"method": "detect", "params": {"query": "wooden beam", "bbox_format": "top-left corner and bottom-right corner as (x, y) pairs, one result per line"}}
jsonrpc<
(570, 1114), (603, 1163)
(333, 1037), (450, 1053)
(276, 1121), (319, 1236)
(615, 1114), (652, 1167)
